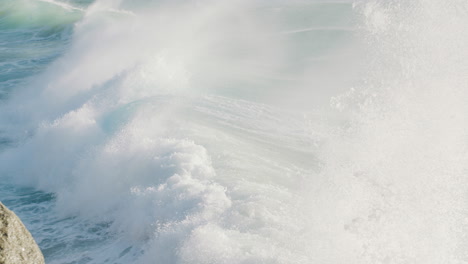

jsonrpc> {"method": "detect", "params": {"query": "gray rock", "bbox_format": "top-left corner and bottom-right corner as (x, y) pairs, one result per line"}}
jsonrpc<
(0, 202), (45, 264)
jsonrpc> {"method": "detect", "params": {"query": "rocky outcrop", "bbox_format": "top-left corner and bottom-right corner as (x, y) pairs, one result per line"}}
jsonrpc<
(0, 202), (44, 264)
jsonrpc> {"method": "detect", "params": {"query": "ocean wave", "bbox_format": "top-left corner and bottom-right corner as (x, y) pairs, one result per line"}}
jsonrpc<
(1, 0), (468, 263)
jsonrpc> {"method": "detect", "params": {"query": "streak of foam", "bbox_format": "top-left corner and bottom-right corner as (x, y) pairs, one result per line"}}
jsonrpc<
(36, 0), (85, 12)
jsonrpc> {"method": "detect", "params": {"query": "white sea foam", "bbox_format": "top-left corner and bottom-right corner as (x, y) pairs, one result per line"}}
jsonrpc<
(1, 0), (468, 263)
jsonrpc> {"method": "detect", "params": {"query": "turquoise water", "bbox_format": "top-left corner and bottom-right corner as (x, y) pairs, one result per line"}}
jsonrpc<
(1, 0), (468, 263)
(0, 0), (85, 100)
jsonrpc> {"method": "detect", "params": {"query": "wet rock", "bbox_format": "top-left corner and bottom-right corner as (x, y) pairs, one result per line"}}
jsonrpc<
(0, 202), (44, 264)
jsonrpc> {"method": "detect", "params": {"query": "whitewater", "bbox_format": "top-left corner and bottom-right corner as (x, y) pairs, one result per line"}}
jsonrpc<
(1, 0), (468, 263)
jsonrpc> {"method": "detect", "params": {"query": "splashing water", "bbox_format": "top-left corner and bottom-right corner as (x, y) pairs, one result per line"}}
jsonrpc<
(1, 0), (468, 263)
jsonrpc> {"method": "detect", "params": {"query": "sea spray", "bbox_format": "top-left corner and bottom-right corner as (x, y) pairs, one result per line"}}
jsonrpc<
(1, 0), (321, 263)
(1, 0), (467, 263)
(311, 0), (468, 263)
